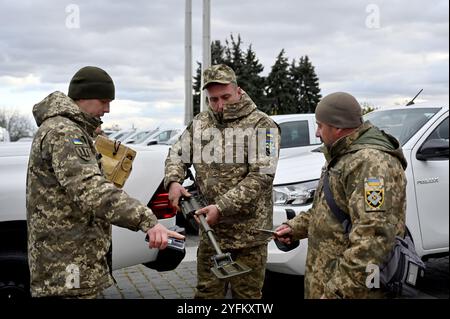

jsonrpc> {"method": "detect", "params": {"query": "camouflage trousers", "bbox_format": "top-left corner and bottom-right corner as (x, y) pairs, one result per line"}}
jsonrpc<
(195, 241), (267, 299)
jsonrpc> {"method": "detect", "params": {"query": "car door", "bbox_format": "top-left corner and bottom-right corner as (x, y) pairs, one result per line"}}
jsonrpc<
(278, 120), (319, 159)
(411, 113), (449, 251)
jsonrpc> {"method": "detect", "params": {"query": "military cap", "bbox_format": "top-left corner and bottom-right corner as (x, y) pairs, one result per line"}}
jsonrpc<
(68, 66), (115, 100)
(315, 92), (363, 128)
(202, 64), (237, 90)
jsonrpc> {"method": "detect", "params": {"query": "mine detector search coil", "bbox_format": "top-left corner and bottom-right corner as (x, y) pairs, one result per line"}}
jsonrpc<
(180, 168), (252, 279)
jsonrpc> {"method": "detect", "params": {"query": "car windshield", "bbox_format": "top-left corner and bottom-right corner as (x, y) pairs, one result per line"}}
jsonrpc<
(364, 108), (440, 145)
(134, 129), (159, 144)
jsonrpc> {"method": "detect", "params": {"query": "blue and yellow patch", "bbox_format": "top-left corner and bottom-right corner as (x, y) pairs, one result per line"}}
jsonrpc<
(366, 178), (381, 187)
(364, 177), (385, 211)
(72, 137), (91, 161)
(265, 131), (276, 156)
(72, 138), (84, 145)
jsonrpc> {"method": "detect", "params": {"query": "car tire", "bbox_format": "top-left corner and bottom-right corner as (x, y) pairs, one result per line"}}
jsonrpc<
(0, 251), (31, 300)
(262, 269), (304, 299)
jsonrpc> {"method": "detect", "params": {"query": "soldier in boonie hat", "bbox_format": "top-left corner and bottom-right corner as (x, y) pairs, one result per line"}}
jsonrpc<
(202, 64), (237, 90)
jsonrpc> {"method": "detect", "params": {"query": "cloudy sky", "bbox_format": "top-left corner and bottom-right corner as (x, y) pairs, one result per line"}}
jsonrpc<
(0, 0), (448, 130)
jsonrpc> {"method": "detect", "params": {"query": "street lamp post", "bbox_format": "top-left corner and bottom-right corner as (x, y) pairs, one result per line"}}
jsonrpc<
(200, 0), (211, 112)
(184, 0), (193, 125)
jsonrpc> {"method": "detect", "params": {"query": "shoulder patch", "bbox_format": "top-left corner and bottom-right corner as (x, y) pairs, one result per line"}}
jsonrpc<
(72, 138), (84, 145)
(364, 177), (385, 211)
(265, 130), (276, 156)
(72, 136), (91, 161)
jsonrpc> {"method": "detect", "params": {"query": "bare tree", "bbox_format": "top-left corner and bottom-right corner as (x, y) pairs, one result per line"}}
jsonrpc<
(0, 108), (37, 142)
(360, 102), (377, 115)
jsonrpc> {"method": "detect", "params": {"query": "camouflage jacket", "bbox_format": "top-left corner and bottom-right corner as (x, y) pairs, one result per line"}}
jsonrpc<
(26, 91), (157, 297)
(164, 92), (280, 250)
(286, 121), (407, 299)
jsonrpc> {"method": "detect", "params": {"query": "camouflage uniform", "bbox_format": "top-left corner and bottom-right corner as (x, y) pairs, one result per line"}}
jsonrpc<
(26, 91), (157, 298)
(164, 90), (280, 299)
(286, 121), (407, 299)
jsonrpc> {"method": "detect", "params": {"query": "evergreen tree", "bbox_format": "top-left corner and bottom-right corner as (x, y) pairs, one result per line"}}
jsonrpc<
(224, 34), (245, 74)
(238, 44), (266, 110)
(265, 49), (296, 114)
(192, 61), (202, 116)
(211, 40), (227, 65)
(192, 37), (322, 117)
(193, 34), (266, 115)
(291, 55), (322, 113)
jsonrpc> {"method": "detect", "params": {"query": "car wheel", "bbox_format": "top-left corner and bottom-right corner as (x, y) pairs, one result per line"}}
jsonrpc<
(0, 251), (31, 300)
(262, 269), (304, 299)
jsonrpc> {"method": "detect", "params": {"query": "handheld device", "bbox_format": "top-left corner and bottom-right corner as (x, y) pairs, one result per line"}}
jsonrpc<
(255, 228), (278, 235)
(145, 235), (186, 252)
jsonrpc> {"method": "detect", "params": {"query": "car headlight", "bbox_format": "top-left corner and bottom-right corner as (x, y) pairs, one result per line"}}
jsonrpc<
(273, 180), (319, 206)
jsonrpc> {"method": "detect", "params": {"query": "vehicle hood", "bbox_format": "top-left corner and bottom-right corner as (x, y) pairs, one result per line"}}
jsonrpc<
(278, 145), (320, 160)
(274, 150), (324, 185)
(0, 142), (32, 157)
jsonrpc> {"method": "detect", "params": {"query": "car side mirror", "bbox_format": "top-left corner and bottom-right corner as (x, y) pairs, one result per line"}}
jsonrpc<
(147, 140), (158, 146)
(416, 139), (449, 161)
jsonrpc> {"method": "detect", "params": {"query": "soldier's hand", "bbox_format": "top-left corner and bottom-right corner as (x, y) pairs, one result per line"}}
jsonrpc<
(274, 224), (293, 244)
(168, 182), (191, 212)
(146, 223), (185, 250)
(194, 205), (220, 226)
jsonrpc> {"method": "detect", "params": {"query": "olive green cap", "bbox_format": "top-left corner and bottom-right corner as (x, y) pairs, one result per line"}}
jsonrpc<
(315, 92), (363, 128)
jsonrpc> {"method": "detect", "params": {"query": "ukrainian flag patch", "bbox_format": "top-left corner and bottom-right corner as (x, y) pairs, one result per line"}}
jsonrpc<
(265, 131), (276, 156)
(364, 177), (385, 211)
(72, 138), (83, 145)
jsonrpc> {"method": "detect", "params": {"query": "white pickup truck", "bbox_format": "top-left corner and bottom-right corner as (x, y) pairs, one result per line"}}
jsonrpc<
(267, 105), (449, 277)
(0, 142), (184, 299)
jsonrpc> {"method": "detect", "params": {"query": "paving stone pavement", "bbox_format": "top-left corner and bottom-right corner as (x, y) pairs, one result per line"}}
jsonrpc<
(99, 234), (199, 299)
(98, 235), (448, 300)
(99, 262), (197, 299)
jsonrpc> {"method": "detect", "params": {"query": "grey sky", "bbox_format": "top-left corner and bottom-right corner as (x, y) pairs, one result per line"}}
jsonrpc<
(0, 0), (448, 130)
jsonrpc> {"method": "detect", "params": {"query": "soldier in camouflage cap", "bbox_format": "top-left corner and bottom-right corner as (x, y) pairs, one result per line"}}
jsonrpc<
(275, 92), (407, 299)
(165, 64), (280, 298)
(26, 66), (184, 298)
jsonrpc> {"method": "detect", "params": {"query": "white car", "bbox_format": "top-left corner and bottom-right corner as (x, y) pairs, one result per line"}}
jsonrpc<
(271, 114), (321, 159)
(267, 106), (449, 276)
(122, 128), (159, 144)
(108, 128), (136, 142)
(135, 127), (185, 146)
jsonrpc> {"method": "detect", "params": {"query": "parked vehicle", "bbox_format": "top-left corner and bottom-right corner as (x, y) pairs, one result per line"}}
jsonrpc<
(131, 127), (185, 146)
(122, 128), (159, 144)
(266, 106), (449, 276)
(271, 114), (321, 159)
(0, 141), (183, 299)
(103, 129), (119, 137)
(108, 129), (136, 142)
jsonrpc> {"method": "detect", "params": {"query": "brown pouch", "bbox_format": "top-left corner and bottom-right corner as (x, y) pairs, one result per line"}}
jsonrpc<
(94, 135), (137, 188)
